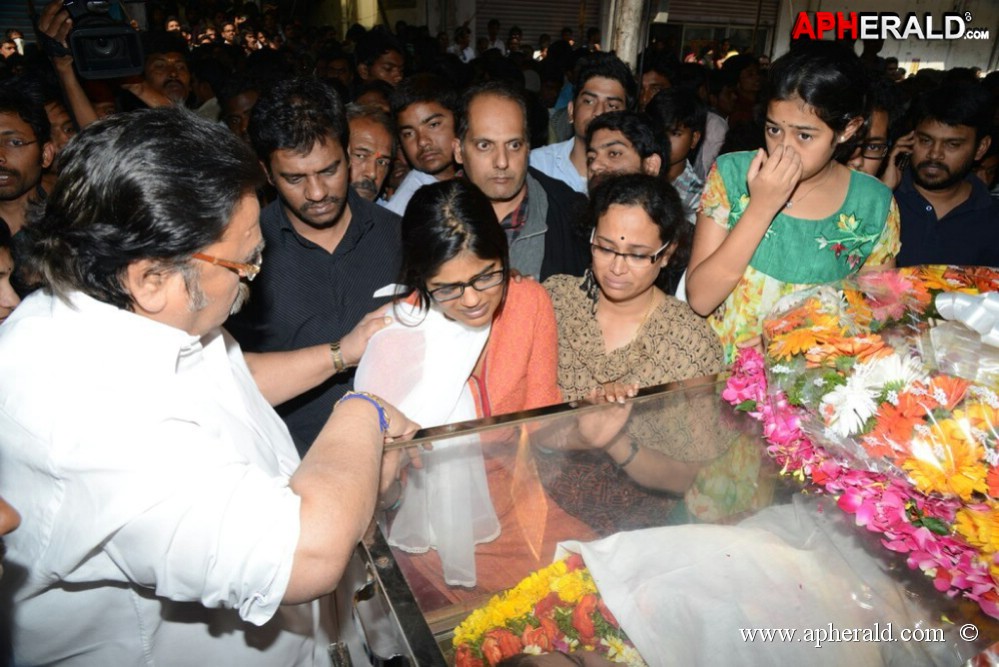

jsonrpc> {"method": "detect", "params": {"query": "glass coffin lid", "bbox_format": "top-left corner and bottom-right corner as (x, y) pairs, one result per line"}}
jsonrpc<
(329, 378), (998, 666)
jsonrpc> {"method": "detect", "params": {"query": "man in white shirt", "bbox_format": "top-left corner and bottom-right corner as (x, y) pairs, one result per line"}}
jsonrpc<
(380, 73), (460, 216)
(529, 53), (637, 194)
(0, 108), (416, 665)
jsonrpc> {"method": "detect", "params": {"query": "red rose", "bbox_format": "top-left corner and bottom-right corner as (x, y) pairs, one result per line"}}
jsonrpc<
(539, 616), (561, 642)
(534, 591), (562, 618)
(485, 628), (523, 658)
(521, 625), (552, 651)
(597, 598), (620, 628)
(455, 645), (485, 667)
(572, 594), (598, 641)
(565, 553), (585, 571)
(480, 637), (502, 665)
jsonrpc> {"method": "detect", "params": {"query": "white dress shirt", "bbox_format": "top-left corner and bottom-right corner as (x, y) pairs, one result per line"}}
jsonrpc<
(378, 168), (439, 216)
(0, 290), (326, 665)
(529, 138), (587, 194)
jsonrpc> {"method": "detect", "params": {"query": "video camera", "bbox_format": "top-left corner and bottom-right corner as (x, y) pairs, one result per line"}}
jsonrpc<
(43, 0), (144, 79)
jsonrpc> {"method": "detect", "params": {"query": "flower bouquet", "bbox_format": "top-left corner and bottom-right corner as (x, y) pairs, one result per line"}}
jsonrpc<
(723, 265), (999, 619)
(453, 553), (647, 666)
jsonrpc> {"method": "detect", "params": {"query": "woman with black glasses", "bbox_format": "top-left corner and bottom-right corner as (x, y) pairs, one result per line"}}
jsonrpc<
(354, 178), (594, 591)
(542, 173), (725, 534)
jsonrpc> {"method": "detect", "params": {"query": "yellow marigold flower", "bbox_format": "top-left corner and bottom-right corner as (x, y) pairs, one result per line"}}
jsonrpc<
(552, 570), (589, 603)
(955, 506), (999, 555)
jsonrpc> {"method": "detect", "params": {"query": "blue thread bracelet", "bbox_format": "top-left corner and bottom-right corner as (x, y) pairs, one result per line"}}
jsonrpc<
(336, 391), (390, 434)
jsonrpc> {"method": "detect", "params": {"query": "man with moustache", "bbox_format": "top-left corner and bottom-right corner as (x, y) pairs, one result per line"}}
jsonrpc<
(456, 81), (589, 280)
(0, 84), (54, 238)
(226, 78), (402, 453)
(380, 73), (459, 215)
(347, 103), (395, 201)
(894, 83), (999, 267)
(0, 107), (417, 665)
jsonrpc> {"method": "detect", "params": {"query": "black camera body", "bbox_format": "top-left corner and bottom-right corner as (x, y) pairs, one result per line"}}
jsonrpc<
(61, 0), (144, 79)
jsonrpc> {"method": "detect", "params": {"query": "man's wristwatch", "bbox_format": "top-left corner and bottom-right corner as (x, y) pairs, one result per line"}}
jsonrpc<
(329, 340), (346, 373)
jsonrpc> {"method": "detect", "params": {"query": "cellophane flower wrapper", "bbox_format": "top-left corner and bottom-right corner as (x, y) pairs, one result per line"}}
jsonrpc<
(763, 266), (999, 491)
(748, 265), (999, 619)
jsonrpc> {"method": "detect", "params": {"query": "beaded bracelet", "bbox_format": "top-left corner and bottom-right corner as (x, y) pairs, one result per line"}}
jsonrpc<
(613, 440), (640, 469)
(336, 391), (390, 434)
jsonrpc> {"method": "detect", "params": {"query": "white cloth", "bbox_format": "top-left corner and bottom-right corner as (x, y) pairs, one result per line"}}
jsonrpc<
(355, 302), (499, 586)
(378, 167), (438, 216)
(447, 44), (476, 63)
(557, 495), (965, 666)
(529, 138), (587, 194)
(0, 291), (326, 666)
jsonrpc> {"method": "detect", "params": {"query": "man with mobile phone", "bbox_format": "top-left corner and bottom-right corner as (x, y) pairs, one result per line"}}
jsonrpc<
(893, 82), (999, 268)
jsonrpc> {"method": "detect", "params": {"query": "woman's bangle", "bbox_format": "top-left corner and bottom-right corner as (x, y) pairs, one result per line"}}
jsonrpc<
(329, 340), (346, 374)
(379, 479), (403, 512)
(336, 391), (390, 434)
(612, 439), (640, 469)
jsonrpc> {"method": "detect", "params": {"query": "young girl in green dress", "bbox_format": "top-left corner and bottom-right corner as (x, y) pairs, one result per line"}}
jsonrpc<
(686, 42), (900, 363)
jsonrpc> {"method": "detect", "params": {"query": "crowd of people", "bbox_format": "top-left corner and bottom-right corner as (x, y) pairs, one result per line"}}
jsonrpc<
(1, 0), (998, 664)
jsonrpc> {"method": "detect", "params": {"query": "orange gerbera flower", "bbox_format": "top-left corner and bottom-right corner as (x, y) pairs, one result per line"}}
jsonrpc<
(865, 403), (925, 464)
(895, 387), (939, 417)
(763, 307), (807, 338)
(904, 418), (988, 501)
(955, 505), (999, 555)
(768, 326), (837, 361)
(805, 334), (892, 368)
(843, 288), (873, 329)
(988, 466), (999, 499)
(926, 376), (972, 411)
(914, 265), (953, 291)
(954, 402), (999, 439)
(944, 265), (999, 294)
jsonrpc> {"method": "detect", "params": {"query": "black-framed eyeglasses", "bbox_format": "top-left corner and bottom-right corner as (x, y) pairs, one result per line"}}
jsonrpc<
(589, 229), (670, 267)
(192, 251), (262, 281)
(860, 142), (890, 159)
(428, 269), (506, 302)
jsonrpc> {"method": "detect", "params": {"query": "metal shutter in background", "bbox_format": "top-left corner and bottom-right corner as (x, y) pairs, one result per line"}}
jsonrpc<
(474, 0), (602, 51)
(666, 0), (778, 25)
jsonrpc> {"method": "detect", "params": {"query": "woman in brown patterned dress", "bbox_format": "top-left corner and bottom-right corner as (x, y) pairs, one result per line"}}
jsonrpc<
(541, 173), (726, 534)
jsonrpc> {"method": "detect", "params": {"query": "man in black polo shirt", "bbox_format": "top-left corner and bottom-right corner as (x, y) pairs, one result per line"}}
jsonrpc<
(226, 77), (402, 454)
(894, 82), (999, 268)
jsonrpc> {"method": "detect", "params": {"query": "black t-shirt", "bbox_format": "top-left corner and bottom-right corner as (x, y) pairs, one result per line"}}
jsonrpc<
(226, 189), (403, 454)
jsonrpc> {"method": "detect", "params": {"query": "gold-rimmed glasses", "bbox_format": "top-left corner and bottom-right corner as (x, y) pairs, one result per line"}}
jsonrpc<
(192, 251), (262, 281)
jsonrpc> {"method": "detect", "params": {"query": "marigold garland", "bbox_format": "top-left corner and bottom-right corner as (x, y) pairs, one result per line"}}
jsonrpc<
(453, 554), (647, 666)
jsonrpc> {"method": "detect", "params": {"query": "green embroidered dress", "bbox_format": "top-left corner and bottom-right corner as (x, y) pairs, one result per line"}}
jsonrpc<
(702, 151), (900, 362)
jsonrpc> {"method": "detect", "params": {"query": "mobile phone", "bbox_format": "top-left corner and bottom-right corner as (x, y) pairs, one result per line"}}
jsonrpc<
(894, 152), (911, 172)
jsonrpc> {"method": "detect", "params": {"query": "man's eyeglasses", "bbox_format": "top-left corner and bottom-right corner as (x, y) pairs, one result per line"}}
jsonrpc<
(0, 137), (38, 151)
(428, 269), (506, 302)
(860, 142), (890, 159)
(590, 229), (670, 267)
(192, 251), (262, 281)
